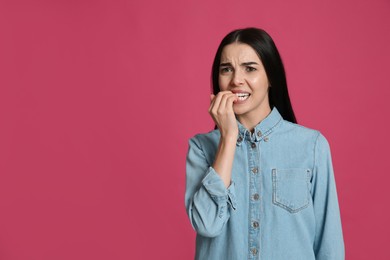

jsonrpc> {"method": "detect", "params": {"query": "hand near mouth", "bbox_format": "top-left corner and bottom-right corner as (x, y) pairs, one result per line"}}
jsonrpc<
(208, 91), (239, 187)
(209, 91), (239, 139)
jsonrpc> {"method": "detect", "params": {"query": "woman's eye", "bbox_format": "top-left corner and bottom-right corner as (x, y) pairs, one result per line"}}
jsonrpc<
(246, 66), (256, 72)
(220, 67), (233, 73)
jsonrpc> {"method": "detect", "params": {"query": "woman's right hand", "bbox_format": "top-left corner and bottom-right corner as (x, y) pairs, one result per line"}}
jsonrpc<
(209, 91), (238, 139)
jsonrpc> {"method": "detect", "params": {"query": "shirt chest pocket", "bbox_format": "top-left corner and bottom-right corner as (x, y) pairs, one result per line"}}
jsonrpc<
(272, 168), (311, 213)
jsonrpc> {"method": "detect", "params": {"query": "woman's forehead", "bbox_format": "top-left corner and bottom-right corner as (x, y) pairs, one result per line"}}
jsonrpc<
(220, 43), (260, 63)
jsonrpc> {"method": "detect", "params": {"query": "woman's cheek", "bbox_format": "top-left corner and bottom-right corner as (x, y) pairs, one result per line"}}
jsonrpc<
(218, 78), (230, 90)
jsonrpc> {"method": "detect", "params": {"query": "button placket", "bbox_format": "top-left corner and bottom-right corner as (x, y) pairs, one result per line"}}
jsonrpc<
(247, 139), (261, 259)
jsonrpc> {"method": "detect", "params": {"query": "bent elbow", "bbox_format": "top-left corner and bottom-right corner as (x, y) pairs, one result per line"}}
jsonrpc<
(190, 210), (228, 238)
(193, 221), (225, 238)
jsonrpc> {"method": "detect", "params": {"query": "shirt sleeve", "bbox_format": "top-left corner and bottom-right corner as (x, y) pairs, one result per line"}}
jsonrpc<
(185, 136), (237, 238)
(312, 133), (345, 259)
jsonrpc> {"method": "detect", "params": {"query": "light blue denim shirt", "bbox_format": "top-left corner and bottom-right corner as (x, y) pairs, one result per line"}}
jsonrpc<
(185, 107), (344, 260)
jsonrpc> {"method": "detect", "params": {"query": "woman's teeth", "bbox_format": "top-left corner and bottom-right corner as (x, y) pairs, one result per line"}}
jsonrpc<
(235, 93), (250, 101)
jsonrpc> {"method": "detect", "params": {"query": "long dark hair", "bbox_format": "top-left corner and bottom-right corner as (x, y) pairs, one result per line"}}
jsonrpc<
(211, 27), (297, 123)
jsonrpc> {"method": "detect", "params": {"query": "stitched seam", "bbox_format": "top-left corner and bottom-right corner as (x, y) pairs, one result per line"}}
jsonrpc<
(272, 168), (311, 214)
(283, 120), (313, 130)
(263, 117), (283, 137)
(313, 131), (321, 170)
(312, 131), (321, 251)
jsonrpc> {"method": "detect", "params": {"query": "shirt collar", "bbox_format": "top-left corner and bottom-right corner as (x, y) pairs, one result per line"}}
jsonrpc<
(236, 107), (283, 145)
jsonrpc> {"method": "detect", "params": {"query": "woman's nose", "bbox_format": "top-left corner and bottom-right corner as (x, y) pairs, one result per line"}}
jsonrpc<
(232, 70), (244, 86)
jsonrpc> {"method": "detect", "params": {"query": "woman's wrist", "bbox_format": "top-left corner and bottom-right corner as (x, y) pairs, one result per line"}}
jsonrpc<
(219, 132), (238, 143)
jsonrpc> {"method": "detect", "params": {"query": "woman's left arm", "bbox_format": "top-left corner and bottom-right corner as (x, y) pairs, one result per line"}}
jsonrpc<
(312, 133), (345, 260)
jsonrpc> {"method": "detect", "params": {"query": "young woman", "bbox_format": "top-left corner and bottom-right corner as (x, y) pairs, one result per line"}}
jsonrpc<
(185, 28), (344, 259)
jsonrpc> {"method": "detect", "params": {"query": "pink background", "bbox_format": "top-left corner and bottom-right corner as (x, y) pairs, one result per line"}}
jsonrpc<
(1, 0), (389, 259)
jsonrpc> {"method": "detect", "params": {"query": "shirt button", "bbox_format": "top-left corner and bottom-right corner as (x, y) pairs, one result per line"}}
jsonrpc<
(251, 143), (256, 148)
(257, 131), (262, 137)
(253, 193), (260, 200)
(252, 221), (259, 228)
(251, 248), (258, 255)
(251, 167), (258, 174)
(264, 137), (269, 142)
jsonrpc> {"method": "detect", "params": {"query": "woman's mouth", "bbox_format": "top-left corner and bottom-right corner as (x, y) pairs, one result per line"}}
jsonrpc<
(235, 93), (250, 102)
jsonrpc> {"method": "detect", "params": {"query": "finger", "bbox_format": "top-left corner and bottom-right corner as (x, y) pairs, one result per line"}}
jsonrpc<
(209, 94), (216, 113)
(223, 93), (237, 111)
(215, 91), (232, 114)
(209, 91), (233, 114)
(210, 92), (226, 114)
(218, 93), (229, 111)
(209, 94), (218, 113)
(226, 94), (238, 110)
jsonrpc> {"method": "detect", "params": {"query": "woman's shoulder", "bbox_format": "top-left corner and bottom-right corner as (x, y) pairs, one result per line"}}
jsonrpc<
(282, 119), (318, 132)
(277, 120), (333, 156)
(187, 129), (221, 159)
(189, 129), (221, 146)
(279, 119), (326, 143)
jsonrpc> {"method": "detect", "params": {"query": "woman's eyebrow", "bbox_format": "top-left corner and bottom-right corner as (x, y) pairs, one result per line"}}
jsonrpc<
(220, 62), (232, 67)
(219, 61), (259, 67)
(241, 62), (259, 66)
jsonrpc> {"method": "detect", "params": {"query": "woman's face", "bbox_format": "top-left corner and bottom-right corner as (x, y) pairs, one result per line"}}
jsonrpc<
(218, 42), (271, 121)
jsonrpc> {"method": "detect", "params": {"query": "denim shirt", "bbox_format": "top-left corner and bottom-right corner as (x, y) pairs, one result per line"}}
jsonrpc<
(185, 107), (344, 260)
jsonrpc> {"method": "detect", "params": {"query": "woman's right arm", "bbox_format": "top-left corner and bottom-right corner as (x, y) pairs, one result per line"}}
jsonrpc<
(185, 92), (238, 238)
(209, 91), (238, 187)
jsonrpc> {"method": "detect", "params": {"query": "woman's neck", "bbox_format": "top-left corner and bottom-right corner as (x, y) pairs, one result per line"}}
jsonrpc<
(237, 106), (272, 133)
